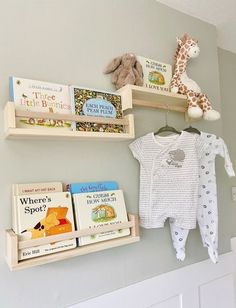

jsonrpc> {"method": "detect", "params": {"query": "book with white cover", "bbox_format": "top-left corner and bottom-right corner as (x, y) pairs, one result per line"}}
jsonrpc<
(73, 189), (130, 246)
(12, 182), (63, 234)
(16, 191), (76, 260)
(9, 77), (72, 129)
(137, 56), (172, 92)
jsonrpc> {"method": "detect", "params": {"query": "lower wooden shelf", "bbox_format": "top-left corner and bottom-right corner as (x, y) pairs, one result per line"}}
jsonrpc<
(5, 213), (140, 271)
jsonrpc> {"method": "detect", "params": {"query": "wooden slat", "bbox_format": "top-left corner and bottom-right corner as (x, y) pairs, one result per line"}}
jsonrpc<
(19, 220), (134, 249)
(5, 128), (134, 140)
(13, 236), (140, 271)
(128, 214), (140, 237)
(133, 99), (187, 113)
(5, 230), (18, 269)
(15, 109), (128, 126)
(4, 102), (16, 130)
(118, 84), (188, 112)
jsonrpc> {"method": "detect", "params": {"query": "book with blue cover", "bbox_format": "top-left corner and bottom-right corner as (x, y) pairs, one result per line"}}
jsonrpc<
(66, 181), (119, 195)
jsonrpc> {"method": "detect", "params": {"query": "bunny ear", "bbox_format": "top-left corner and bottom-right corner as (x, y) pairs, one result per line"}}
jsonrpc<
(103, 56), (122, 74)
(135, 60), (143, 77)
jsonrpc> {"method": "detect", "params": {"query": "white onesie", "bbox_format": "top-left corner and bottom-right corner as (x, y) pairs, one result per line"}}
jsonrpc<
(170, 133), (235, 263)
(129, 131), (204, 230)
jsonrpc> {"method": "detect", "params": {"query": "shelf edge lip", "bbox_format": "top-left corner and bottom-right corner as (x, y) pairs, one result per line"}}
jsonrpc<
(118, 84), (187, 100)
(9, 235), (140, 271)
(4, 128), (135, 140)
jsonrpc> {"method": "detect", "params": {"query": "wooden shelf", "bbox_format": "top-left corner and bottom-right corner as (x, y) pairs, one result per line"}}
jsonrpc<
(4, 102), (135, 140)
(4, 86), (189, 140)
(5, 214), (140, 271)
(118, 84), (188, 113)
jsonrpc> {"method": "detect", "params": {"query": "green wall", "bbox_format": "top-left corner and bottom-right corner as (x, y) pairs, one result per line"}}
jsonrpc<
(0, 1), (234, 307)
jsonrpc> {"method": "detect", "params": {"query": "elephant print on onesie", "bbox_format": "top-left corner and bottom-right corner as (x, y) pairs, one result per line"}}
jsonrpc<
(166, 149), (185, 168)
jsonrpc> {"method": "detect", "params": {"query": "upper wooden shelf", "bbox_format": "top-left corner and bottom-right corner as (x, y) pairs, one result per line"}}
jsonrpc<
(4, 102), (134, 141)
(4, 86), (189, 140)
(118, 84), (188, 113)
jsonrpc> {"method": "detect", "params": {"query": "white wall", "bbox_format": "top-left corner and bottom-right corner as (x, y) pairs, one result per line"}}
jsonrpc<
(71, 247), (236, 308)
(0, 1), (234, 307)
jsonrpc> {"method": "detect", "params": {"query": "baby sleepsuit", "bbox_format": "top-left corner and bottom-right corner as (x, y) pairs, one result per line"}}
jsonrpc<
(129, 131), (205, 230)
(170, 132), (235, 263)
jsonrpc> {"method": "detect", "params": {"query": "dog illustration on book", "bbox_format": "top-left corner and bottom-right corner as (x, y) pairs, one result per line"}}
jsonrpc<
(20, 212), (59, 239)
(20, 207), (72, 240)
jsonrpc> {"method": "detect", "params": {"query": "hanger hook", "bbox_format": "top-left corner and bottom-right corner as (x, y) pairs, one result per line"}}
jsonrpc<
(165, 104), (169, 126)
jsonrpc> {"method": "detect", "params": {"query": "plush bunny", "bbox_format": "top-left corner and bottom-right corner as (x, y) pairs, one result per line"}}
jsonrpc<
(104, 53), (143, 89)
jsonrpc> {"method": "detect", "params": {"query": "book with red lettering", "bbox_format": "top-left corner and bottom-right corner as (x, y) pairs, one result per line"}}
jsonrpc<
(9, 77), (72, 129)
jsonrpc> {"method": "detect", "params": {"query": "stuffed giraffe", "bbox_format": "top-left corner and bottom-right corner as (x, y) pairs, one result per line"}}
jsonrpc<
(170, 34), (220, 121)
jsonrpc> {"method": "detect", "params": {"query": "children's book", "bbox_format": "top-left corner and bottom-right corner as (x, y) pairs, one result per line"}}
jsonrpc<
(66, 181), (118, 195)
(70, 86), (124, 133)
(15, 191), (76, 260)
(9, 77), (72, 129)
(73, 189), (130, 246)
(13, 182), (63, 196)
(137, 56), (172, 92)
(12, 182), (63, 234)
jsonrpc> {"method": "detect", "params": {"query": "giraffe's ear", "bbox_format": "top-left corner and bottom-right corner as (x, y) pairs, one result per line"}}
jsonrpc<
(176, 37), (182, 46)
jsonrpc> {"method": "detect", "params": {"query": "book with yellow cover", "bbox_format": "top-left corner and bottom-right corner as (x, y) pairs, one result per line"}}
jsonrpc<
(73, 189), (130, 246)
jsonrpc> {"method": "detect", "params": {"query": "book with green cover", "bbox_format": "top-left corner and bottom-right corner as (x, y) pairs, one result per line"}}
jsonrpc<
(70, 86), (124, 133)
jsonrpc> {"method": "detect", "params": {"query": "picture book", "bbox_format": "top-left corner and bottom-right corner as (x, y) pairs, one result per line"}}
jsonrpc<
(66, 181), (118, 195)
(12, 182), (63, 234)
(73, 189), (130, 246)
(70, 86), (124, 133)
(13, 181), (63, 196)
(15, 191), (76, 260)
(9, 77), (72, 129)
(137, 56), (172, 92)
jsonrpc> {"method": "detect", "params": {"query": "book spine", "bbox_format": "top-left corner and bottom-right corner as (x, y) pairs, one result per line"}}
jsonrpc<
(69, 181), (119, 194)
(9, 76), (14, 101)
(69, 86), (76, 131)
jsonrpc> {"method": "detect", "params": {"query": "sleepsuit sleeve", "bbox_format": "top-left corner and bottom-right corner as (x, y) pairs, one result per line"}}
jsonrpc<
(129, 137), (144, 162)
(215, 138), (235, 177)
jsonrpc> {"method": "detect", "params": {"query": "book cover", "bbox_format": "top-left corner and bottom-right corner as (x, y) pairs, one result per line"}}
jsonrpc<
(73, 189), (130, 246)
(16, 191), (76, 260)
(137, 56), (172, 92)
(66, 181), (118, 194)
(70, 86), (124, 133)
(12, 182), (63, 234)
(9, 77), (72, 129)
